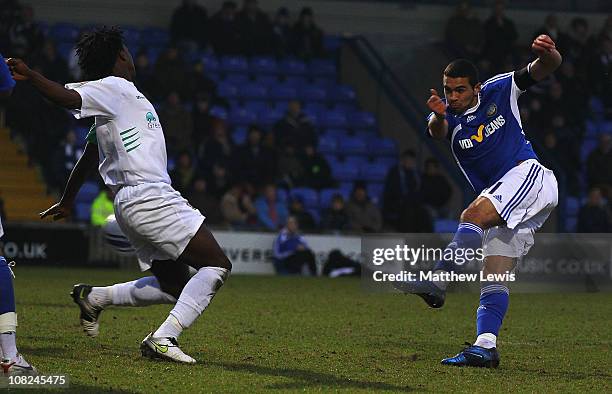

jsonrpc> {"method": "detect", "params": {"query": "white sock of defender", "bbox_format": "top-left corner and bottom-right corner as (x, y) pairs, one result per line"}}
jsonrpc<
(474, 333), (497, 349)
(153, 267), (229, 339)
(89, 277), (176, 308)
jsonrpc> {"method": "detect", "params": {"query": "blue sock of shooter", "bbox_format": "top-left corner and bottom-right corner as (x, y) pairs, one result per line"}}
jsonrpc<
(0, 257), (16, 316)
(433, 222), (484, 272)
(474, 282), (509, 349)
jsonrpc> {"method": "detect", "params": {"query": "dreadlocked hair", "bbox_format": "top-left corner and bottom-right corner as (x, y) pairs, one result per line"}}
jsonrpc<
(76, 26), (125, 80)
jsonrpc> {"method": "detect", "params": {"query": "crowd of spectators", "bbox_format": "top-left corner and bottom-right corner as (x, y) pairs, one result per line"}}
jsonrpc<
(444, 0), (612, 232)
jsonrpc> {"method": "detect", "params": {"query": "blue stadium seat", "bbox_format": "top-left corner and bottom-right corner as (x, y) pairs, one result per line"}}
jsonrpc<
(291, 188), (319, 209)
(243, 101), (269, 113)
(374, 157), (397, 170)
(139, 27), (169, 47)
(207, 72), (221, 83)
(221, 56), (249, 73)
(301, 108), (321, 127)
(313, 77), (336, 88)
(331, 162), (360, 182)
(350, 111), (377, 129)
(337, 136), (367, 155)
(269, 84), (298, 100)
(76, 182), (99, 204)
(202, 54), (220, 72)
(318, 135), (338, 154)
(323, 128), (349, 139)
(255, 75), (280, 86)
(329, 85), (356, 102)
(353, 130), (377, 140)
(258, 109), (284, 126)
(580, 138), (598, 163)
(367, 182), (384, 205)
(369, 137), (397, 156)
(585, 120), (599, 138)
(272, 101), (290, 112)
(565, 196), (581, 216)
(218, 82), (239, 99)
(339, 182), (354, 198)
(303, 101), (327, 114)
(209, 105), (228, 120)
(57, 43), (73, 61)
(321, 111), (348, 128)
(49, 23), (80, 43)
(565, 216), (578, 232)
(75, 203), (92, 223)
(279, 58), (308, 75)
(319, 188), (342, 208)
(434, 219), (460, 233)
(603, 121), (612, 134)
(232, 127), (247, 145)
(309, 59), (336, 77)
(167, 157), (176, 172)
(360, 162), (388, 182)
(300, 86), (327, 102)
(239, 83), (268, 100)
(229, 107), (257, 126)
(589, 96), (604, 116)
(277, 188), (288, 203)
(225, 73), (250, 84)
(250, 56), (278, 74)
(332, 102), (358, 113)
(344, 155), (367, 167)
(323, 154), (340, 168)
(122, 26), (141, 47)
(283, 76), (308, 88)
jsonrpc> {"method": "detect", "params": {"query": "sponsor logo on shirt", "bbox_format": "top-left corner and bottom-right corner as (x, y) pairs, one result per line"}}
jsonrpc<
(145, 111), (161, 129)
(457, 115), (506, 149)
(467, 115), (476, 123)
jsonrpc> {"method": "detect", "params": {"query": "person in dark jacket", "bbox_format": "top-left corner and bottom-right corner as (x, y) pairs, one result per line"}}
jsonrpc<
(577, 187), (611, 233)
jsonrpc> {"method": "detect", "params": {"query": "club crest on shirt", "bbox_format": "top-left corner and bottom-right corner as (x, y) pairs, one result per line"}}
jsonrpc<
(487, 103), (497, 117)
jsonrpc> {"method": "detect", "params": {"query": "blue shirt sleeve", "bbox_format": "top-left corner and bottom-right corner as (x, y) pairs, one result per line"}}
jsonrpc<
(0, 54), (16, 93)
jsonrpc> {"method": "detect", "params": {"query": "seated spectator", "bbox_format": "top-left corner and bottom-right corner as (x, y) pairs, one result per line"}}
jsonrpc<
(277, 143), (304, 189)
(237, 0), (272, 55)
(221, 182), (256, 227)
(299, 144), (334, 190)
(210, 1), (242, 55)
(383, 149), (420, 228)
(274, 100), (317, 149)
(158, 92), (193, 155)
(133, 50), (155, 99)
(153, 46), (188, 99)
(33, 40), (70, 84)
(234, 125), (276, 186)
(288, 196), (316, 232)
(199, 118), (234, 172)
(170, 151), (196, 195)
(53, 130), (83, 189)
(192, 92), (215, 147)
(322, 193), (349, 233)
(272, 216), (316, 275)
(90, 189), (114, 226)
(255, 183), (288, 230)
(586, 134), (612, 196)
(291, 7), (324, 59)
(420, 158), (452, 218)
(272, 7), (292, 57)
(206, 161), (232, 199)
(482, 0), (518, 73)
(346, 182), (382, 233)
(170, 0), (209, 51)
(588, 34), (612, 114)
(444, 1), (484, 61)
(187, 62), (217, 102)
(577, 187), (611, 233)
(187, 177), (223, 226)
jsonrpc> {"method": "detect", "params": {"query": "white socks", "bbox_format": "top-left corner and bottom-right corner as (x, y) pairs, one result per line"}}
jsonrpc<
(474, 333), (497, 349)
(153, 267), (229, 339)
(0, 332), (18, 360)
(88, 277), (177, 309)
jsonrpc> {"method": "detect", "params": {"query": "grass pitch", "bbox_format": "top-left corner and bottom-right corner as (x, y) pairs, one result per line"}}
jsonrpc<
(12, 267), (612, 393)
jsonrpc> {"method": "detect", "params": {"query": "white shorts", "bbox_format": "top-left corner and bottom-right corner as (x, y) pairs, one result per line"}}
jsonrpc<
(479, 159), (558, 259)
(114, 182), (205, 271)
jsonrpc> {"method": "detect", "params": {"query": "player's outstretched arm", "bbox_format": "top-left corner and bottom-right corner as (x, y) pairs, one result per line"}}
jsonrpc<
(40, 142), (98, 220)
(427, 89), (448, 140)
(6, 58), (81, 109)
(527, 35), (562, 82)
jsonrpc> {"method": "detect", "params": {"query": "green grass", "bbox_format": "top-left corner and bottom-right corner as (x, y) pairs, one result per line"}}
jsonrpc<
(11, 267), (612, 393)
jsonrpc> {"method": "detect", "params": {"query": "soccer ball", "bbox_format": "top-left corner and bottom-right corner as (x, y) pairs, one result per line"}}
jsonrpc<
(103, 215), (135, 255)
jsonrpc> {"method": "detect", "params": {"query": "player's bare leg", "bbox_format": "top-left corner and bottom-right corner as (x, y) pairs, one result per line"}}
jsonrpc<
(141, 224), (231, 363)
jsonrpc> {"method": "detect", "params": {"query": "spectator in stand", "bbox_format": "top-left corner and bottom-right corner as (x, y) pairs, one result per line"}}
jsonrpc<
(272, 216), (317, 275)
(534, 14), (569, 50)
(53, 130), (83, 188)
(90, 189), (114, 226)
(158, 91), (193, 155)
(187, 177), (224, 226)
(346, 181), (382, 233)
(382, 149), (419, 229)
(274, 100), (317, 149)
(420, 158), (452, 218)
(191, 92), (215, 147)
(255, 183), (288, 230)
(299, 144), (334, 190)
(206, 161), (232, 199)
(199, 118), (234, 172)
(221, 182), (257, 228)
(577, 187), (611, 233)
(291, 7), (324, 59)
(7, 5), (44, 58)
(482, 0), (518, 73)
(237, 0), (272, 56)
(288, 196), (316, 232)
(566, 17), (595, 82)
(133, 50), (155, 99)
(586, 133), (612, 196)
(210, 1), (242, 55)
(153, 45), (187, 99)
(170, 151), (196, 195)
(187, 61), (217, 102)
(444, 1), (484, 61)
(557, 62), (589, 125)
(277, 143), (304, 189)
(33, 40), (69, 84)
(234, 124), (276, 187)
(272, 7), (292, 58)
(322, 193), (349, 233)
(588, 34), (612, 115)
(170, 0), (209, 52)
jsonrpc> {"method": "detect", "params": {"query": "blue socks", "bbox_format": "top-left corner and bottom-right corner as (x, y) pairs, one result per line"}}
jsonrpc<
(0, 257), (16, 315)
(474, 282), (509, 348)
(434, 222), (484, 272)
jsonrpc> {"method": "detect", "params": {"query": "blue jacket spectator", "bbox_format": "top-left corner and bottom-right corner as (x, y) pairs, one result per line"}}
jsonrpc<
(272, 216), (316, 275)
(255, 184), (288, 230)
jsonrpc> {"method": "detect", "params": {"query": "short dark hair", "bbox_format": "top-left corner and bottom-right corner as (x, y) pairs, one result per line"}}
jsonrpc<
(444, 59), (479, 87)
(76, 26), (124, 80)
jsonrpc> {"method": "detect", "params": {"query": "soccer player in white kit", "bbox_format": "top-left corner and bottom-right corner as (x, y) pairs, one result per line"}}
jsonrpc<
(7, 27), (231, 363)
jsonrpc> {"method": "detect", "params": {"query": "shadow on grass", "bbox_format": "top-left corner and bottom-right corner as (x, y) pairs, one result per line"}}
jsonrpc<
(210, 361), (414, 391)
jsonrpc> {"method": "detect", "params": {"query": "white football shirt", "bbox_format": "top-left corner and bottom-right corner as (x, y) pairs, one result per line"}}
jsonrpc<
(65, 76), (171, 193)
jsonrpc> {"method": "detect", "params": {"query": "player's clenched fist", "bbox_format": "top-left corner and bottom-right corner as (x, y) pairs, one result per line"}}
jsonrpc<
(6, 57), (32, 80)
(531, 34), (556, 56)
(427, 88), (446, 117)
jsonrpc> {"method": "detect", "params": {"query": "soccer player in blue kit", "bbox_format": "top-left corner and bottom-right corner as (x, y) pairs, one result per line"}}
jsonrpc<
(402, 35), (562, 368)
